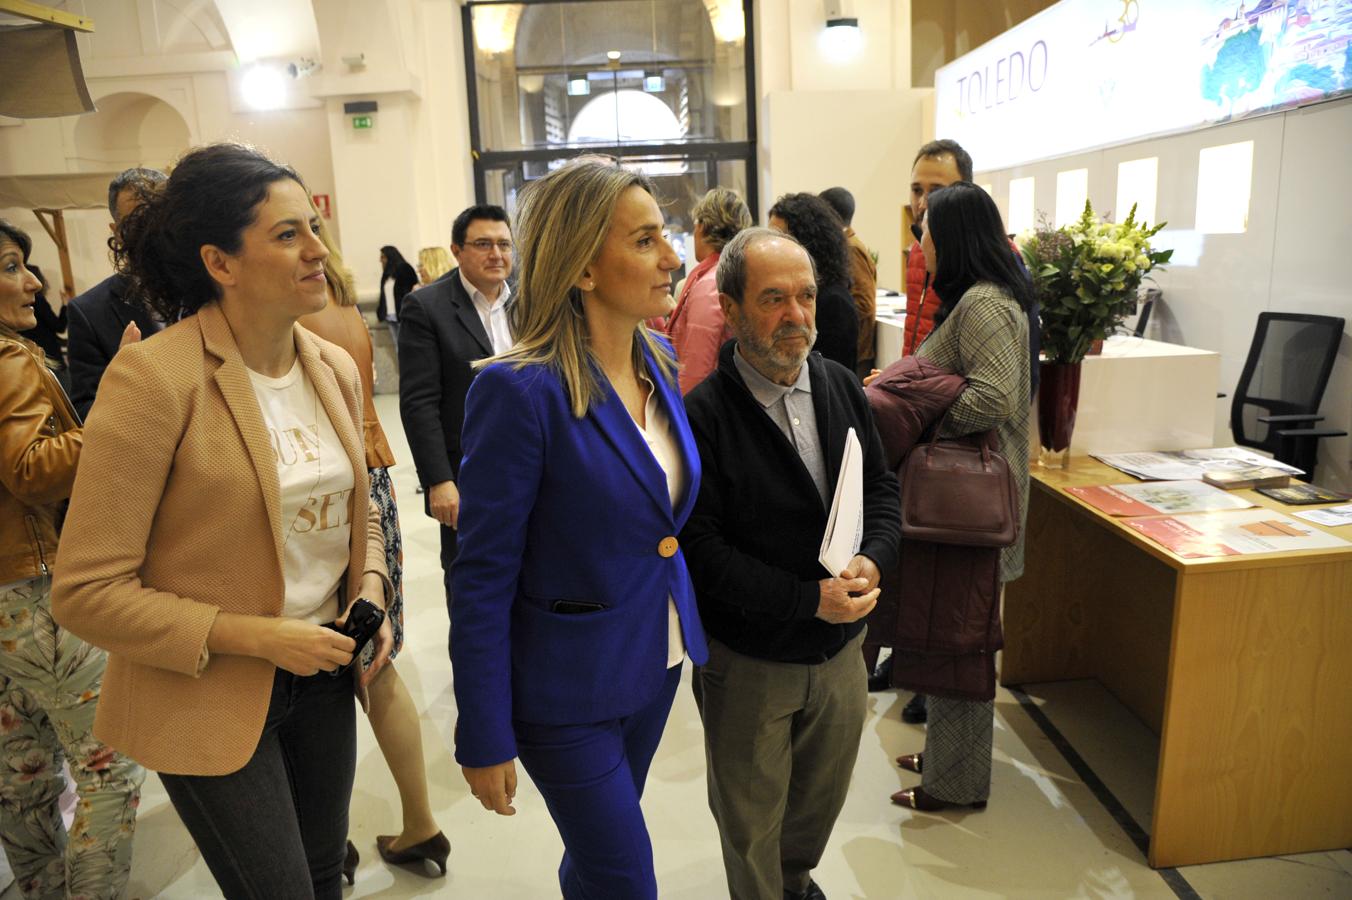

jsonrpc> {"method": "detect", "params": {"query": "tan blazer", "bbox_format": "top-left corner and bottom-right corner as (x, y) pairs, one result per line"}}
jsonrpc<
(51, 303), (388, 776)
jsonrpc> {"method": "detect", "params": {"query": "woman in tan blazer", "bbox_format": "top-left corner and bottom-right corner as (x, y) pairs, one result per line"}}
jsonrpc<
(51, 143), (393, 900)
(299, 220), (448, 875)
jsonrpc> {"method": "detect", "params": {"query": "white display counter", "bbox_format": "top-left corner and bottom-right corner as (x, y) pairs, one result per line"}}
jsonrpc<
(1034, 335), (1220, 456)
(872, 304), (1220, 457)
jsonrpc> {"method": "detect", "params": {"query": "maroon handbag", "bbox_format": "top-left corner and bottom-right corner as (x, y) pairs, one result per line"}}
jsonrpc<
(899, 422), (1018, 548)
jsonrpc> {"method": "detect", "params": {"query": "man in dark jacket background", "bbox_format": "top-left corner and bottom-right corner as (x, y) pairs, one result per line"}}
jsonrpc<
(681, 226), (901, 900)
(67, 168), (166, 418)
(396, 204), (513, 638)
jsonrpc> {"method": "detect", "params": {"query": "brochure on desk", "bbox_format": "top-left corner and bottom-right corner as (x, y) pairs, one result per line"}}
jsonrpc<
(1294, 504), (1352, 528)
(1092, 447), (1303, 482)
(1125, 509), (1351, 559)
(1067, 481), (1255, 517)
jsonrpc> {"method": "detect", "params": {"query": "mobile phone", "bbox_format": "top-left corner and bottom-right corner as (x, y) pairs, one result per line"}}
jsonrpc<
(550, 599), (607, 615)
(324, 598), (385, 675)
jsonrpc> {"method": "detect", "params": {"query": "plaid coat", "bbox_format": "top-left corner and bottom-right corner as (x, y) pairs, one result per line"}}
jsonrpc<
(916, 282), (1031, 582)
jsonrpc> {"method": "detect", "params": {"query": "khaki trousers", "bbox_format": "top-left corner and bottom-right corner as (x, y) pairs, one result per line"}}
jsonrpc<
(694, 632), (867, 900)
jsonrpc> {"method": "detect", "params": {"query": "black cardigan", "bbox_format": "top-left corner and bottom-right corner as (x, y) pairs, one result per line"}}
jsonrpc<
(681, 341), (901, 664)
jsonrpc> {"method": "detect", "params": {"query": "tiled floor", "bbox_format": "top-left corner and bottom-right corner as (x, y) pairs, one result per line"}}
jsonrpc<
(7, 393), (1349, 899)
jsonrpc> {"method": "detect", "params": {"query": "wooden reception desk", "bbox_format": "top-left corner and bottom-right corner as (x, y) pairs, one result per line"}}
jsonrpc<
(1004, 460), (1352, 867)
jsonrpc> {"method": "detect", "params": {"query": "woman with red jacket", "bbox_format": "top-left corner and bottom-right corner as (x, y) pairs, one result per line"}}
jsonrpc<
(664, 187), (752, 394)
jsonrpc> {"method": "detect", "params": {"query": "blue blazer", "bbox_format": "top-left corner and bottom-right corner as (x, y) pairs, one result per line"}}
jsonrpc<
(450, 337), (708, 768)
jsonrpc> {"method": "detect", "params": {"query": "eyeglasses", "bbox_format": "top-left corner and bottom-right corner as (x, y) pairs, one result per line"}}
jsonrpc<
(465, 239), (513, 253)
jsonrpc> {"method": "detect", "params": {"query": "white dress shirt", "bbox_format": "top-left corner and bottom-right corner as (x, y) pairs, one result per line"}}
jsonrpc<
(462, 271), (514, 354)
(624, 370), (688, 668)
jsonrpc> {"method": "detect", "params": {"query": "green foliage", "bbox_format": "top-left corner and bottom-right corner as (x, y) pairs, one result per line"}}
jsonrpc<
(1017, 201), (1173, 364)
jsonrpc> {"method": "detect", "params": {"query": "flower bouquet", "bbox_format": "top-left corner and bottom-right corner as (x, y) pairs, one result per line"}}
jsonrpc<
(1019, 200), (1173, 364)
(1018, 201), (1172, 467)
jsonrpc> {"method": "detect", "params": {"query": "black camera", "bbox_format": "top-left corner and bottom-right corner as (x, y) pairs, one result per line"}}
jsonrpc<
(323, 598), (385, 676)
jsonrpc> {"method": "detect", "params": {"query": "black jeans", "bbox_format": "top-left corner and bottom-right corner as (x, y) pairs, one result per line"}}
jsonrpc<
(159, 668), (356, 900)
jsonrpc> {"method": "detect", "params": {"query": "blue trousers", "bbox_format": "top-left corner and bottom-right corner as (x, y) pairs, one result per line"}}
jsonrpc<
(515, 663), (682, 900)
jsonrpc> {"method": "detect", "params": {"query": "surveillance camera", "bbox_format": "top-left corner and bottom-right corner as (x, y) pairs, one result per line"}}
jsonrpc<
(286, 58), (320, 79)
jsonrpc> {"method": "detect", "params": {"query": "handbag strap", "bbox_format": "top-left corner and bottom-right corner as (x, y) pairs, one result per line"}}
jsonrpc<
(923, 409), (997, 470)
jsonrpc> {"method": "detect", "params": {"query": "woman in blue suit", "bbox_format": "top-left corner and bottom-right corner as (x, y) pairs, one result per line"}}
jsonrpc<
(451, 158), (707, 899)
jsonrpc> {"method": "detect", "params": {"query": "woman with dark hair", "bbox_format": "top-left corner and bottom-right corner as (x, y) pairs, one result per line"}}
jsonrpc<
(379, 245), (417, 344)
(452, 158), (707, 898)
(767, 192), (859, 373)
(0, 218), (144, 900)
(299, 218), (449, 876)
(890, 179), (1031, 813)
(51, 143), (395, 899)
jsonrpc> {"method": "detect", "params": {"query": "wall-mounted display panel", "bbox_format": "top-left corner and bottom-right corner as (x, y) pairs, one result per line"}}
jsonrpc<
(935, 0), (1352, 171)
(1008, 175), (1036, 234)
(1054, 167), (1088, 226)
(1116, 156), (1158, 226)
(1195, 140), (1254, 233)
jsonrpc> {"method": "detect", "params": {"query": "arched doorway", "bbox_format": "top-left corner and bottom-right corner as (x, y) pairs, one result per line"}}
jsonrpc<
(462, 0), (756, 254)
(71, 91), (191, 172)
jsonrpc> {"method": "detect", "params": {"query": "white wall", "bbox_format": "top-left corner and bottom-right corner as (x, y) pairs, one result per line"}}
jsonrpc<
(755, 0), (926, 289)
(0, 0), (471, 302)
(312, 0), (475, 297)
(0, 0), (337, 297)
(977, 97), (1352, 489)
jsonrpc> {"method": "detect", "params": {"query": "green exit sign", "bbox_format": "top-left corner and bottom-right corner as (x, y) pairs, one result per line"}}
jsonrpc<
(352, 115), (373, 130)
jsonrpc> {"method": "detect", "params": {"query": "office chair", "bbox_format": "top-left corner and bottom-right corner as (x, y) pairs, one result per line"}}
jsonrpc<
(1231, 312), (1346, 482)
(1133, 288), (1157, 338)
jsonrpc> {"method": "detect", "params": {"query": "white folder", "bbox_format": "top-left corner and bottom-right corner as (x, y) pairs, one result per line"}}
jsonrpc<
(818, 427), (863, 577)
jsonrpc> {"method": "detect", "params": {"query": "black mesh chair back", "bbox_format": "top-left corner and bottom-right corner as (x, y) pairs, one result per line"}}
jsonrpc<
(1134, 288), (1158, 338)
(1231, 313), (1344, 457)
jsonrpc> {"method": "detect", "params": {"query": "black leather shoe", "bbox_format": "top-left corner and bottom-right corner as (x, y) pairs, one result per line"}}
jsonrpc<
(867, 655), (892, 692)
(901, 693), (927, 724)
(784, 879), (827, 900)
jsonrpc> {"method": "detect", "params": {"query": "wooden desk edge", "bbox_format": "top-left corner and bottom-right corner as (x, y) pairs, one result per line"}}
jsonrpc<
(1030, 460), (1352, 573)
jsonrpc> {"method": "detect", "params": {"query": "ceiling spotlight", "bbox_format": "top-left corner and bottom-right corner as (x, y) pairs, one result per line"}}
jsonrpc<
(606, 50), (622, 61)
(820, 18), (862, 61)
(241, 64), (288, 110)
(821, 0), (862, 62)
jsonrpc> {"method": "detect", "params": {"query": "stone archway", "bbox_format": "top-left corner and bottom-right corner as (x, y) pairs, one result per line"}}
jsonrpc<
(71, 91), (191, 172)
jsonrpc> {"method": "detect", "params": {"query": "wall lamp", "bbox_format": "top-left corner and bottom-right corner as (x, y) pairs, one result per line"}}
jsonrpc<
(820, 0), (863, 62)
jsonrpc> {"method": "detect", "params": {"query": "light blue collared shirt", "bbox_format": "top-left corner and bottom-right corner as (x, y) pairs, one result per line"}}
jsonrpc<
(732, 346), (828, 508)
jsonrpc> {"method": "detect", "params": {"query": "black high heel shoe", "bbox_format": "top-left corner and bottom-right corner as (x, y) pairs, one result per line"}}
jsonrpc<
(343, 840), (358, 885)
(376, 831), (451, 877)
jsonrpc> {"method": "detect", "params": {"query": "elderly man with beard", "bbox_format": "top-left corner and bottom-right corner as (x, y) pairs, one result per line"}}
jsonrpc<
(681, 227), (900, 900)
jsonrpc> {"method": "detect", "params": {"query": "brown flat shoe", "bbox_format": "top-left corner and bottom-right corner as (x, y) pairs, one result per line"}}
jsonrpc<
(890, 787), (987, 812)
(895, 753), (923, 774)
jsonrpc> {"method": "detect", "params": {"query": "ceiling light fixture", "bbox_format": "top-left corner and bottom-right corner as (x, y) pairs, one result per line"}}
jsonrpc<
(820, 1), (863, 62)
(241, 64), (288, 110)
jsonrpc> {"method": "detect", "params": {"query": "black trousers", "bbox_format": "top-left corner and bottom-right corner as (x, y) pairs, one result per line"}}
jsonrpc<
(159, 668), (356, 900)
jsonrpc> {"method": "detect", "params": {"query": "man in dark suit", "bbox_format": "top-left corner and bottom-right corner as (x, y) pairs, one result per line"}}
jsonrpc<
(397, 204), (514, 621)
(67, 168), (166, 418)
